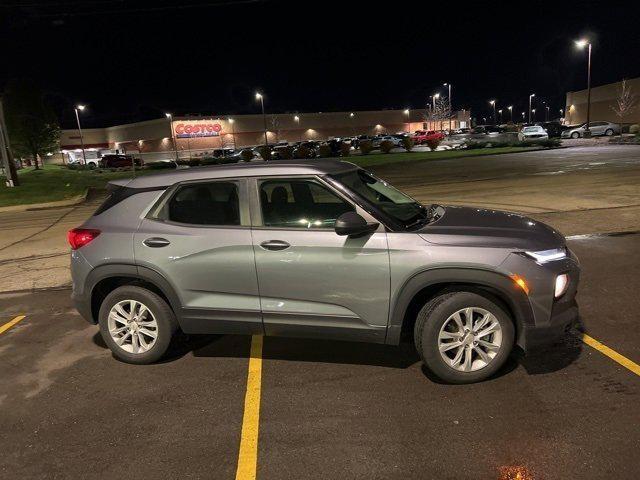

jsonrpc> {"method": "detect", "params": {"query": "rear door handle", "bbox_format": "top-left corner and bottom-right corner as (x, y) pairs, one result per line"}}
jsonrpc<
(143, 237), (171, 248)
(260, 240), (290, 251)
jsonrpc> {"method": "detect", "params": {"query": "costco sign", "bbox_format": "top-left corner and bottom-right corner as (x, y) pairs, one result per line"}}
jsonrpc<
(174, 122), (223, 138)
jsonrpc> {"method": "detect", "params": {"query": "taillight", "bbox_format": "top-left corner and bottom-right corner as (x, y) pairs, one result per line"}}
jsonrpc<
(67, 228), (101, 250)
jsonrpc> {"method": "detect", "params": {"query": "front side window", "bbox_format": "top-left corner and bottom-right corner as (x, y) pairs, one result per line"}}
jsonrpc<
(165, 181), (240, 226)
(331, 169), (427, 228)
(259, 179), (354, 229)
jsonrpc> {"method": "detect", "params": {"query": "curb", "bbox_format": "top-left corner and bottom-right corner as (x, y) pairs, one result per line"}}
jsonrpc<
(0, 189), (88, 213)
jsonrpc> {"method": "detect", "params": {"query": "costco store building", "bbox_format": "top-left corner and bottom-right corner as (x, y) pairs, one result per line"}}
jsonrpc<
(58, 108), (470, 163)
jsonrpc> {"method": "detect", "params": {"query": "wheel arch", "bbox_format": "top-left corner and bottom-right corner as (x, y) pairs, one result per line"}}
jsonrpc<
(385, 268), (534, 348)
(86, 264), (182, 325)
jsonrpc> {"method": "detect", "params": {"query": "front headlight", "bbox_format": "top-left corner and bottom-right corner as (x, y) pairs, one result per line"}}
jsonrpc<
(555, 273), (569, 298)
(524, 247), (567, 263)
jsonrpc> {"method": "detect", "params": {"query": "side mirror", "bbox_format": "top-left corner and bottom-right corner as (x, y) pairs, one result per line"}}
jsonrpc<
(334, 211), (379, 237)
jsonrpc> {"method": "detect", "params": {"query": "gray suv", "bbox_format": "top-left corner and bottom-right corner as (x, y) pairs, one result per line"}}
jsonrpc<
(69, 160), (580, 383)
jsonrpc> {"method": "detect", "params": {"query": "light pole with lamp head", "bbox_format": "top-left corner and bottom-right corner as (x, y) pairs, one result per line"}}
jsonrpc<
(403, 109), (410, 133)
(165, 113), (179, 164)
(528, 93), (535, 124)
(255, 92), (268, 146)
(498, 109), (503, 124)
(532, 108), (536, 121)
(443, 83), (452, 131)
(489, 100), (496, 125)
(228, 118), (237, 150)
(508, 105), (513, 123)
(294, 115), (301, 142)
(575, 38), (592, 137)
(74, 105), (87, 165)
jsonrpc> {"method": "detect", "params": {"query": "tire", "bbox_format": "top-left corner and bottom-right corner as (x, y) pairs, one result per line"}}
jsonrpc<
(98, 285), (177, 364)
(571, 131), (580, 139)
(605, 129), (614, 136)
(414, 291), (515, 384)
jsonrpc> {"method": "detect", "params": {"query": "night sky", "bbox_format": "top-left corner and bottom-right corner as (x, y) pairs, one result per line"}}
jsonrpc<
(1, 0), (639, 128)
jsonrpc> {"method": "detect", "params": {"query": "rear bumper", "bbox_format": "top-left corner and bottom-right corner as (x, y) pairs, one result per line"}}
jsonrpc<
(72, 290), (96, 324)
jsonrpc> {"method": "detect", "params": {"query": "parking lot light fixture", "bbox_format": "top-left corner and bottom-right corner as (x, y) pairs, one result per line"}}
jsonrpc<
(228, 118), (237, 150)
(528, 93), (535, 124)
(403, 109), (410, 132)
(498, 109), (503, 124)
(443, 83), (452, 130)
(575, 39), (592, 136)
(532, 108), (536, 121)
(255, 92), (268, 146)
(489, 100), (496, 125)
(165, 113), (179, 163)
(508, 105), (513, 122)
(74, 105), (87, 165)
(294, 115), (301, 141)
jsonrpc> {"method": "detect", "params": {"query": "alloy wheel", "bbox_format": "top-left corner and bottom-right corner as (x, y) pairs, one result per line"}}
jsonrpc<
(107, 300), (159, 354)
(438, 307), (503, 372)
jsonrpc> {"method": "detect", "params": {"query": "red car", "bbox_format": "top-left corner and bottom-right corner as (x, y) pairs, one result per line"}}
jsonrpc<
(100, 155), (143, 168)
(412, 130), (445, 145)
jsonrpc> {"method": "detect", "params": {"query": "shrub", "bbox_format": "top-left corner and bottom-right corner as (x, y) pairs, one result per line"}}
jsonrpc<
(256, 145), (271, 161)
(146, 161), (176, 170)
(240, 149), (254, 162)
(401, 137), (414, 152)
(630, 124), (640, 135)
(177, 158), (201, 167)
(530, 138), (561, 148)
(425, 137), (442, 151)
(359, 140), (373, 155)
(380, 140), (395, 154)
(277, 146), (293, 160)
(339, 142), (351, 157)
(294, 145), (311, 159)
(318, 144), (333, 158)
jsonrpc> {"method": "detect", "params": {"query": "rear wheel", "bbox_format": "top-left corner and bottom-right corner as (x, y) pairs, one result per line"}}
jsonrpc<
(414, 291), (515, 384)
(605, 128), (614, 136)
(571, 131), (580, 139)
(98, 285), (177, 364)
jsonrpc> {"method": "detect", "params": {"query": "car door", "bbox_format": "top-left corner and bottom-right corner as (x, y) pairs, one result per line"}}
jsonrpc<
(249, 176), (390, 343)
(589, 122), (605, 135)
(134, 178), (262, 335)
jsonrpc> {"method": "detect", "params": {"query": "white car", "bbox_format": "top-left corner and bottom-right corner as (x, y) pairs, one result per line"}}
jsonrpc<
(518, 126), (548, 141)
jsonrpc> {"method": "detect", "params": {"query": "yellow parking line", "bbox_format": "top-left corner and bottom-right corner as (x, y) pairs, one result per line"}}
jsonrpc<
(235, 335), (264, 480)
(581, 333), (640, 376)
(0, 315), (26, 335)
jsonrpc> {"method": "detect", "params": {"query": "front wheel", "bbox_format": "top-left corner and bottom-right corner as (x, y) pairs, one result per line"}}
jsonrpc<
(571, 131), (580, 139)
(98, 285), (177, 364)
(605, 128), (614, 136)
(414, 291), (515, 384)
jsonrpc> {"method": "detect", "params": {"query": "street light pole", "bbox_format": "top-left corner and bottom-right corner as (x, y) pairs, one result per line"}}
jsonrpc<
(294, 115), (301, 142)
(443, 83), (452, 131)
(403, 109), (410, 133)
(228, 118), (237, 150)
(74, 105), (87, 165)
(532, 108), (536, 121)
(575, 39), (592, 137)
(432, 93), (440, 130)
(255, 92), (268, 146)
(489, 100), (496, 125)
(528, 94), (535, 124)
(165, 113), (179, 164)
(498, 109), (503, 124)
(508, 105), (513, 123)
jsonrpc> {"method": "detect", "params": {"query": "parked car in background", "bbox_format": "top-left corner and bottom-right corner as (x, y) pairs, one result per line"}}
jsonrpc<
(561, 121), (621, 138)
(378, 135), (403, 147)
(518, 125), (549, 141)
(537, 121), (563, 138)
(101, 154), (142, 168)
(412, 130), (445, 145)
(293, 141), (318, 158)
(453, 128), (470, 135)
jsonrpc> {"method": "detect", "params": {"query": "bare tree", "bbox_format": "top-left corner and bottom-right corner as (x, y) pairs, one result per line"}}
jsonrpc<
(611, 79), (637, 123)
(429, 96), (451, 131)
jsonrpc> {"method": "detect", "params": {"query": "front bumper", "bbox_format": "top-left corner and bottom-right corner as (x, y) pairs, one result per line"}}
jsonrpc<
(519, 299), (578, 350)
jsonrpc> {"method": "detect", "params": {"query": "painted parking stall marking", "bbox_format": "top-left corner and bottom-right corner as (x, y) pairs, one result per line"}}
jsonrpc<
(235, 335), (264, 480)
(0, 315), (26, 335)
(580, 332), (640, 377)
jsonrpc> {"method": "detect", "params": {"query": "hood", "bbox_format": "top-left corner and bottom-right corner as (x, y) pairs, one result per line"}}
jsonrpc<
(417, 205), (565, 250)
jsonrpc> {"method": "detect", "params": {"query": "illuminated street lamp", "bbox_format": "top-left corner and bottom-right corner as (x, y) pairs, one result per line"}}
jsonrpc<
(489, 100), (496, 125)
(74, 105), (87, 165)
(498, 109), (503, 124)
(507, 105), (513, 123)
(528, 93), (535, 124)
(443, 83), (452, 130)
(521, 112), (525, 121)
(403, 108), (410, 133)
(532, 108), (536, 121)
(255, 92), (268, 146)
(294, 115), (301, 141)
(575, 38), (592, 136)
(165, 113), (179, 163)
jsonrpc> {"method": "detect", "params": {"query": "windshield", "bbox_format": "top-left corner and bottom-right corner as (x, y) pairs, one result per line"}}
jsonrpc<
(331, 169), (428, 228)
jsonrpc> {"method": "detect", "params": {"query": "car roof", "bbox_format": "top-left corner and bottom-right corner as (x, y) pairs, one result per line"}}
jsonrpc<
(114, 159), (360, 189)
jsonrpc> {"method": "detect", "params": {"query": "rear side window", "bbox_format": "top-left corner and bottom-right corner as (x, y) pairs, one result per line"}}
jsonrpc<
(165, 182), (240, 226)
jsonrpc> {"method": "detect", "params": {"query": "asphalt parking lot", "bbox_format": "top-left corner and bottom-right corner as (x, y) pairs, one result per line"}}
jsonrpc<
(1, 233), (639, 480)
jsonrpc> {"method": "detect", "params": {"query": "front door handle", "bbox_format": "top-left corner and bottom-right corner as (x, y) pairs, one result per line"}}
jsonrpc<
(143, 237), (171, 248)
(260, 240), (290, 251)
